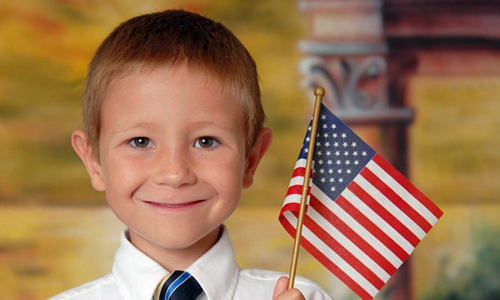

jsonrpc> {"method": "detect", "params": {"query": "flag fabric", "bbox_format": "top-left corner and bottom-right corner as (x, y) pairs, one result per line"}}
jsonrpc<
(279, 104), (443, 300)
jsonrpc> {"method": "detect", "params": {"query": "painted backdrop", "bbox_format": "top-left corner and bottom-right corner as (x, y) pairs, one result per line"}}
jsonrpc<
(1, 1), (499, 300)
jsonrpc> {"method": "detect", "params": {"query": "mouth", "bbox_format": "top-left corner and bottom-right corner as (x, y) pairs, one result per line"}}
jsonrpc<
(142, 200), (206, 209)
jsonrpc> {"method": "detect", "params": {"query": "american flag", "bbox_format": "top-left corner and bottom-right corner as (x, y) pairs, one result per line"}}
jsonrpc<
(279, 104), (443, 300)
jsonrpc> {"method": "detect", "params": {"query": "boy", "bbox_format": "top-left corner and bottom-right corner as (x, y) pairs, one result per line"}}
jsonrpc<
(51, 10), (332, 300)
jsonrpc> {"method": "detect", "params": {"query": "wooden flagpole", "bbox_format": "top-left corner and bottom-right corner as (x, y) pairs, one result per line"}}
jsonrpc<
(287, 86), (325, 289)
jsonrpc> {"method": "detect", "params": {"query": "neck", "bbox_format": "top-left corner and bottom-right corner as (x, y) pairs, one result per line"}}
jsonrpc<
(128, 226), (222, 271)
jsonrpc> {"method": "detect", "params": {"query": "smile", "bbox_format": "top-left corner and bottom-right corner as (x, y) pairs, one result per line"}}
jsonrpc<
(142, 200), (206, 209)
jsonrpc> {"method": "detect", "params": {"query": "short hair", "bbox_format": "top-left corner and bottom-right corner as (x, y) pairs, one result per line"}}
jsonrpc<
(83, 9), (264, 157)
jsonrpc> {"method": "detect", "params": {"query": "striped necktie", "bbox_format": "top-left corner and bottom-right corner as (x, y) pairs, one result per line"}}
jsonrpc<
(153, 271), (203, 300)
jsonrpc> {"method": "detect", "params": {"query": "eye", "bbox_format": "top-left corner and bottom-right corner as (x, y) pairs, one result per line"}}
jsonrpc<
(194, 137), (220, 149)
(128, 137), (155, 149)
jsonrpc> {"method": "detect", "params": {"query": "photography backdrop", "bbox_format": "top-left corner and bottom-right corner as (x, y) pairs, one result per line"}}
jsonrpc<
(0, 1), (499, 300)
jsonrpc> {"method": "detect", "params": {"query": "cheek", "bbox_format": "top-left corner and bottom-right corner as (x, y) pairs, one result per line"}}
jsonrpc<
(102, 154), (145, 196)
(213, 155), (245, 200)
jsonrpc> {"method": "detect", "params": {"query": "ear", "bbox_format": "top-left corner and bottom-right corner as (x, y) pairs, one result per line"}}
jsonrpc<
(71, 130), (106, 192)
(243, 127), (273, 188)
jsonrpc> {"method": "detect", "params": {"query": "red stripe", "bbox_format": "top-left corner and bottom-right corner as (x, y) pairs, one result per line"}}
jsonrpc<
(310, 196), (397, 276)
(335, 195), (410, 261)
(279, 214), (373, 300)
(279, 213), (297, 239)
(303, 214), (385, 289)
(280, 203), (300, 215)
(292, 167), (306, 178)
(373, 154), (443, 219)
(286, 185), (304, 196)
(361, 168), (432, 233)
(291, 167), (306, 178)
(348, 182), (420, 247)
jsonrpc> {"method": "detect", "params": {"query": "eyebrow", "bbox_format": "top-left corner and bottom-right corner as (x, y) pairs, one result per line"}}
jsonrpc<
(111, 122), (161, 135)
(188, 121), (234, 132)
(113, 121), (233, 134)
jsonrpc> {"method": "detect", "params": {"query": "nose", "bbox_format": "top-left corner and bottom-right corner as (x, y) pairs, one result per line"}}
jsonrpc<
(153, 148), (196, 188)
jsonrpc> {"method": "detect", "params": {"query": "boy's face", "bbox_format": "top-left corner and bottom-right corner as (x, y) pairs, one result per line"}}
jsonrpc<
(73, 63), (271, 262)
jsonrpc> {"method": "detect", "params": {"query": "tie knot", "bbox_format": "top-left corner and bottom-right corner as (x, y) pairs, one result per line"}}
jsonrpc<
(154, 271), (203, 300)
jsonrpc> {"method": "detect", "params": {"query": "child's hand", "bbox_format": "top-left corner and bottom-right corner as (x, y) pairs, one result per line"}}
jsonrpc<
(273, 276), (306, 300)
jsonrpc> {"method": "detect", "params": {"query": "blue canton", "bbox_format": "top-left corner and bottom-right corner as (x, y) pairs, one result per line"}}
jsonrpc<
(298, 104), (376, 201)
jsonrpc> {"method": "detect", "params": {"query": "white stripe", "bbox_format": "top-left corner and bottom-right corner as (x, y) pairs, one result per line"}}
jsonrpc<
(294, 158), (307, 169)
(313, 186), (403, 268)
(289, 176), (305, 187)
(367, 160), (438, 225)
(308, 206), (391, 282)
(283, 211), (379, 297)
(355, 175), (426, 240)
(283, 194), (303, 206)
(342, 188), (415, 254)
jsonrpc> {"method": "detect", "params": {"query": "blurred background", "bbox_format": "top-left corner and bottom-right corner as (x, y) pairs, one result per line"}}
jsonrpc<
(0, 0), (499, 299)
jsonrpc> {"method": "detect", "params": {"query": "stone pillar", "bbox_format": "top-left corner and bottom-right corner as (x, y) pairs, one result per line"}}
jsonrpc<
(298, 1), (413, 299)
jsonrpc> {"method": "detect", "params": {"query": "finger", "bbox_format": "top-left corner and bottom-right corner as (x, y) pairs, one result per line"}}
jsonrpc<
(273, 276), (289, 299)
(274, 288), (306, 300)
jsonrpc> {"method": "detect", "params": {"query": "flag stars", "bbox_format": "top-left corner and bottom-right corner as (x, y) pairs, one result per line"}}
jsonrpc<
(353, 151), (358, 156)
(354, 160), (359, 165)
(308, 126), (311, 131)
(330, 187), (336, 192)
(334, 142), (339, 147)
(306, 137), (310, 142)
(321, 177), (326, 183)
(362, 151), (367, 156)
(318, 160), (324, 165)
(321, 114), (326, 120)
(351, 142), (357, 147)
(328, 169), (334, 174)
(345, 160), (351, 165)
(346, 169), (352, 174)
(342, 133), (347, 139)
(333, 133), (338, 138)
(323, 133), (329, 138)
(337, 169), (343, 174)
(327, 160), (333, 165)
(325, 142), (330, 147)
(344, 151), (349, 156)
(329, 178), (335, 183)
(335, 151), (341, 156)
(319, 168), (325, 174)
(339, 178), (344, 183)
(343, 142), (348, 147)
(336, 160), (341, 165)
(317, 151), (323, 156)
(316, 142), (321, 147)
(304, 148), (308, 153)
(326, 150), (332, 156)
(323, 124), (327, 129)
(331, 124), (337, 129)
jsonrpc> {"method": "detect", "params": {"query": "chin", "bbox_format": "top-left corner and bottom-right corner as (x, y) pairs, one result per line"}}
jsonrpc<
(149, 227), (211, 250)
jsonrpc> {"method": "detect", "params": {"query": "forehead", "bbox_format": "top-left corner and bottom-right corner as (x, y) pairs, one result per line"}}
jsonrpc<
(101, 63), (246, 131)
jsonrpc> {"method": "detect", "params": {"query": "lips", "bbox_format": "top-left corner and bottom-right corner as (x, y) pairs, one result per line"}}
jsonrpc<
(142, 199), (206, 209)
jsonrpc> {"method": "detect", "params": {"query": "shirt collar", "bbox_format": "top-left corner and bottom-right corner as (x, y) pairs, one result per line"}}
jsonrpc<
(112, 225), (239, 300)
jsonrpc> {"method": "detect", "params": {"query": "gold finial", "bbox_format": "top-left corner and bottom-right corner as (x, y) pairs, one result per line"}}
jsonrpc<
(314, 86), (325, 96)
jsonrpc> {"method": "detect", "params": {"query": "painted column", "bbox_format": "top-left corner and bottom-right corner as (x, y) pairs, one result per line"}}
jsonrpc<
(297, 1), (413, 299)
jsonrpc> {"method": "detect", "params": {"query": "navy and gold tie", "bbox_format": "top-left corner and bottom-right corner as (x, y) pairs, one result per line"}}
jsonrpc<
(153, 271), (203, 300)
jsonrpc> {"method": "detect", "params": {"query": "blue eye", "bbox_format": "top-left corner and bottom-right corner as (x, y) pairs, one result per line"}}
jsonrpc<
(194, 137), (220, 149)
(128, 137), (155, 149)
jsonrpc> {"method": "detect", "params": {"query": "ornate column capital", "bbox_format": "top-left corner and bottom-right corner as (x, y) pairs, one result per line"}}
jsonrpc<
(298, 0), (413, 125)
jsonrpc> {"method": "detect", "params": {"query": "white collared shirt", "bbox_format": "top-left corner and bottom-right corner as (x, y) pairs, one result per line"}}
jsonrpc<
(49, 227), (333, 300)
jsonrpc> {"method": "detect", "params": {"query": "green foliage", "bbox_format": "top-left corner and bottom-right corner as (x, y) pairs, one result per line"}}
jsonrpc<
(423, 228), (500, 300)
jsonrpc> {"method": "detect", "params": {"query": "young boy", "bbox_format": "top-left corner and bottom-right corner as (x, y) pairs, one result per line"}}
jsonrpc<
(50, 10), (332, 300)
